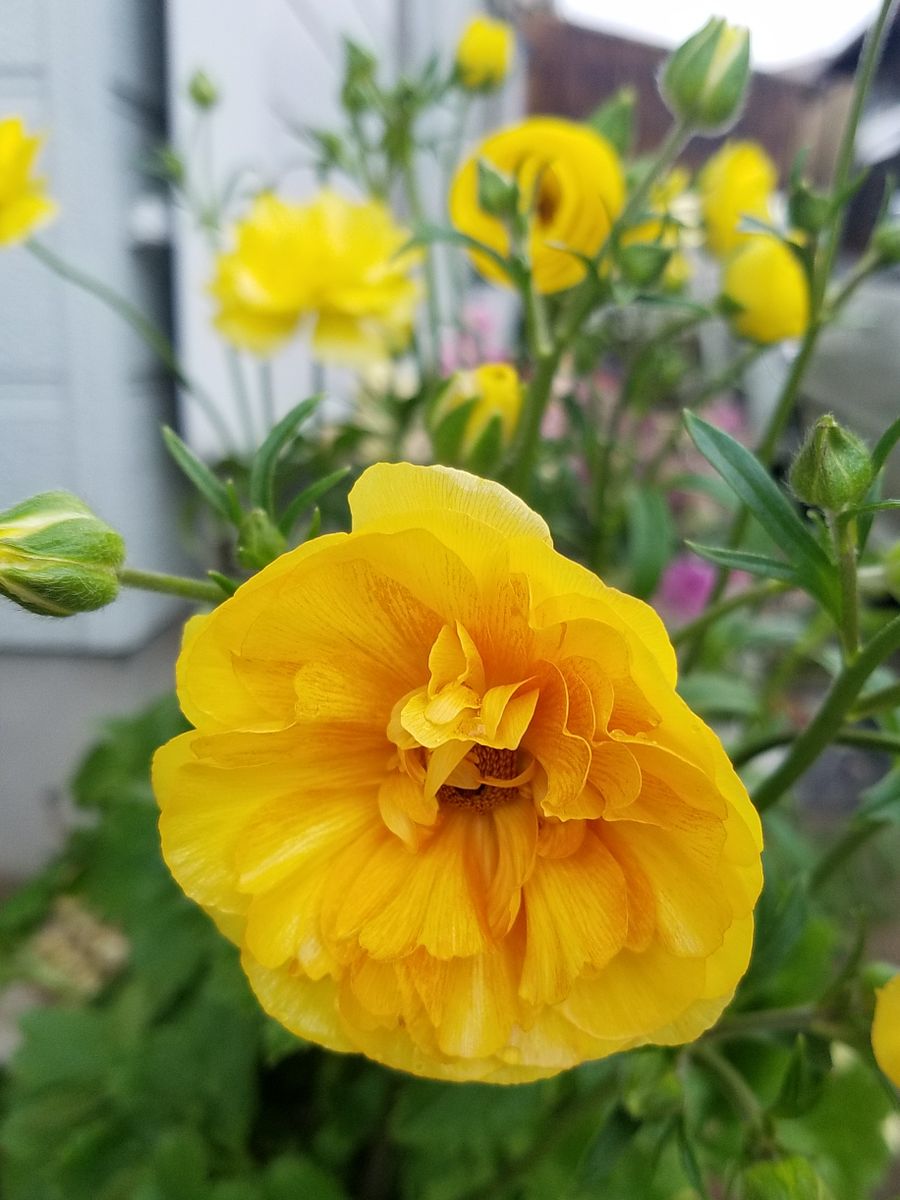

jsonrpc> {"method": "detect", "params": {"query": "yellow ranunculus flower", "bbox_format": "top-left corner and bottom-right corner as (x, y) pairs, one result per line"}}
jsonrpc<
(154, 463), (763, 1083)
(873, 974), (900, 1086)
(434, 362), (523, 456)
(699, 140), (776, 258)
(722, 234), (809, 344)
(210, 190), (420, 359)
(450, 117), (625, 294)
(455, 15), (514, 90)
(0, 116), (57, 247)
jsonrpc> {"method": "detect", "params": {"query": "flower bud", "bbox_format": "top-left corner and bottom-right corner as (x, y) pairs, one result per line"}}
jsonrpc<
(789, 414), (873, 511)
(476, 158), (519, 219)
(661, 18), (751, 133)
(740, 1157), (831, 1199)
(0, 491), (124, 617)
(618, 241), (674, 287)
(431, 362), (522, 470)
(872, 221), (900, 265)
(187, 70), (219, 110)
(455, 15), (514, 91)
(237, 508), (288, 571)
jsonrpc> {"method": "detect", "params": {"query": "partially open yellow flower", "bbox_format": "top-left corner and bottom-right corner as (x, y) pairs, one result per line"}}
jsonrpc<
(0, 116), (57, 247)
(450, 117), (625, 294)
(699, 141), (776, 258)
(722, 234), (809, 344)
(154, 464), (763, 1083)
(210, 190), (420, 359)
(873, 975), (900, 1086)
(455, 15), (514, 90)
(434, 362), (523, 456)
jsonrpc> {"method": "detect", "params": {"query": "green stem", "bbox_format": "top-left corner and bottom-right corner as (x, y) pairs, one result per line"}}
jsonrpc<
(402, 159), (441, 374)
(850, 680), (900, 719)
(732, 725), (900, 770)
(671, 580), (788, 648)
(225, 348), (257, 452)
(831, 513), (861, 662)
(751, 612), (900, 811)
(592, 390), (630, 570)
(505, 120), (693, 499)
(27, 239), (236, 455)
(690, 1043), (767, 1134)
(810, 818), (888, 892)
(118, 566), (222, 603)
(258, 359), (276, 434)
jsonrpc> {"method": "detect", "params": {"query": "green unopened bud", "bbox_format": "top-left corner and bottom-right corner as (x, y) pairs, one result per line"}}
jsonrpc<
(789, 414), (873, 511)
(618, 241), (673, 287)
(0, 492), (124, 617)
(661, 18), (751, 133)
(872, 221), (900, 266)
(587, 86), (637, 156)
(187, 70), (219, 110)
(476, 158), (519, 219)
(789, 182), (831, 236)
(237, 508), (287, 571)
(740, 1157), (832, 1200)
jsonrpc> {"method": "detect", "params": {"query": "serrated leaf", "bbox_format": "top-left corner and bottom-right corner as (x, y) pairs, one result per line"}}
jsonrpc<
(248, 396), (319, 515)
(686, 541), (801, 584)
(625, 485), (673, 598)
(162, 427), (238, 524)
(684, 413), (839, 614)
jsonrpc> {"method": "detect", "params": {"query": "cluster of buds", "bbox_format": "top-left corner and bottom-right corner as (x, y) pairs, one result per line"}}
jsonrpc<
(0, 491), (124, 617)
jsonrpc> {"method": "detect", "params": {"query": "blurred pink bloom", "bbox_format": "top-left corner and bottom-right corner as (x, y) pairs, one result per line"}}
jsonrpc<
(655, 554), (717, 623)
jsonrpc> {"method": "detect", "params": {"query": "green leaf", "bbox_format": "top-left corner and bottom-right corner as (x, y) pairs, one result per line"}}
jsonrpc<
(403, 224), (512, 278)
(431, 398), (477, 465)
(625, 485), (673, 598)
(871, 413), (900, 476)
(248, 396), (319, 515)
(683, 412), (839, 614)
(676, 1119), (709, 1198)
(467, 413), (505, 475)
(771, 1035), (831, 1118)
(685, 541), (801, 584)
(678, 671), (759, 717)
(162, 427), (239, 524)
(278, 468), (351, 537)
(857, 764), (900, 824)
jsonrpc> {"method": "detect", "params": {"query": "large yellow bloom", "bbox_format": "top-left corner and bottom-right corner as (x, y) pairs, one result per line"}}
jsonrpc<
(210, 191), (420, 359)
(699, 141), (776, 258)
(873, 974), (900, 1086)
(0, 116), (57, 247)
(154, 464), (763, 1083)
(722, 234), (809, 344)
(455, 15), (514, 90)
(450, 118), (625, 294)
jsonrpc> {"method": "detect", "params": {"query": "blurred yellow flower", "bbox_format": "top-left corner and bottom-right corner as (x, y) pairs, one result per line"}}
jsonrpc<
(154, 463), (763, 1083)
(456, 15), (514, 90)
(434, 361), (523, 456)
(873, 974), (900, 1086)
(450, 117), (625, 294)
(210, 190), (420, 359)
(0, 116), (57, 247)
(621, 168), (693, 291)
(699, 140), (776, 258)
(722, 234), (809, 343)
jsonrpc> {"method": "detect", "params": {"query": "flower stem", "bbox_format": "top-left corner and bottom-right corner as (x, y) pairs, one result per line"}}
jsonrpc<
(690, 1043), (767, 1136)
(810, 817), (888, 892)
(27, 238), (236, 455)
(832, 513), (861, 661)
(118, 566), (222, 603)
(731, 725), (900, 770)
(671, 580), (788, 648)
(402, 159), (441, 374)
(752, 612), (900, 811)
